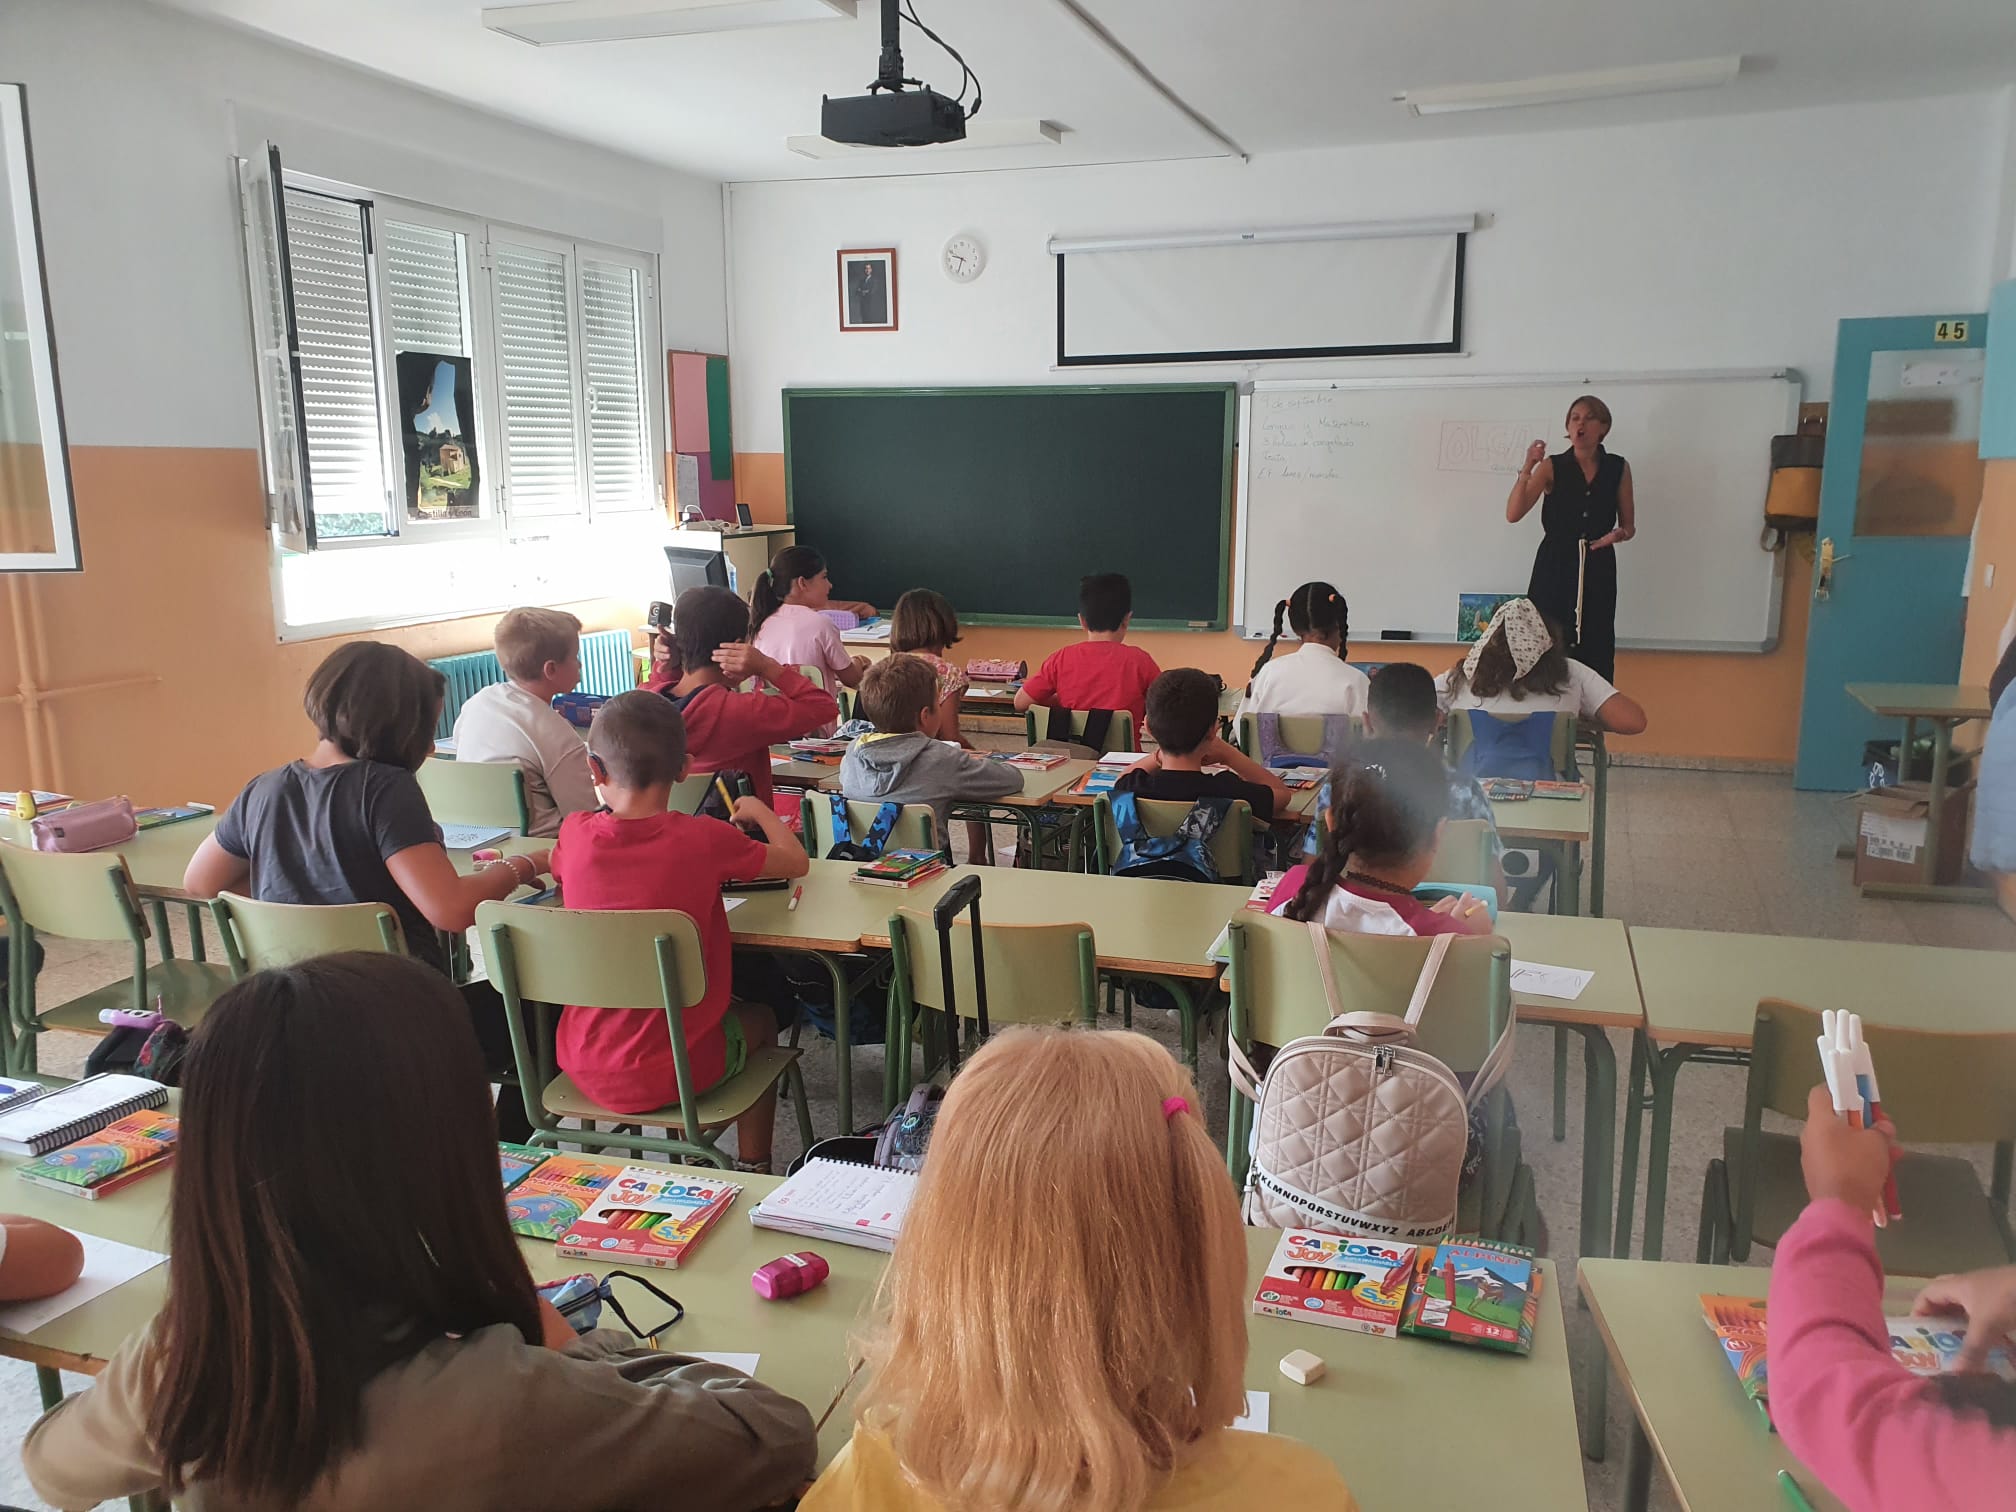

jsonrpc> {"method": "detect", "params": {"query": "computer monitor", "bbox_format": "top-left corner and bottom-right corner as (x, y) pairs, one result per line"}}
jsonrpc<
(664, 544), (729, 600)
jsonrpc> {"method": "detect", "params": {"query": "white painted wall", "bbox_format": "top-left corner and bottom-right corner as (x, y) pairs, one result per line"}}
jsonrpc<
(0, 0), (726, 450)
(728, 92), (2005, 451)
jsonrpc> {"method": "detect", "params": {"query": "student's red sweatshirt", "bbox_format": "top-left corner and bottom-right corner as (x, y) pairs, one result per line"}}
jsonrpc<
(1768, 1198), (2016, 1512)
(653, 665), (837, 806)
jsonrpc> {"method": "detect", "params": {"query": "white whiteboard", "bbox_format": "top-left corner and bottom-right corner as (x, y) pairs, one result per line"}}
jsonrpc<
(1235, 373), (1801, 651)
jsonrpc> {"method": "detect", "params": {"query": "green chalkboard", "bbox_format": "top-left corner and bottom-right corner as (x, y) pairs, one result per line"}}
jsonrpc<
(782, 385), (1236, 629)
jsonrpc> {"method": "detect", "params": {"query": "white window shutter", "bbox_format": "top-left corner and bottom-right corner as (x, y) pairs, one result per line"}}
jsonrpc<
(492, 240), (582, 521)
(579, 258), (652, 516)
(382, 220), (468, 356)
(236, 145), (312, 552)
(282, 189), (392, 538)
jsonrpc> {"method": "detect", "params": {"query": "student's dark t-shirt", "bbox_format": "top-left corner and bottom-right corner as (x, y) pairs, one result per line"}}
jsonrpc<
(1114, 765), (1275, 823)
(214, 759), (444, 971)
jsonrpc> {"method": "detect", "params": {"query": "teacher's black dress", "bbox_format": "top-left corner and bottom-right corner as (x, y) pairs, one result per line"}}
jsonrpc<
(1526, 446), (1622, 684)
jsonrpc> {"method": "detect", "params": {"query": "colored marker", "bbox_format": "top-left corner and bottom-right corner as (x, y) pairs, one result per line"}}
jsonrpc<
(1776, 1469), (1816, 1512)
(789, 885), (803, 912)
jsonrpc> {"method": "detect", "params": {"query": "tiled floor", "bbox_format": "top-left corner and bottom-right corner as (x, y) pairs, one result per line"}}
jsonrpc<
(1, 767), (2011, 1510)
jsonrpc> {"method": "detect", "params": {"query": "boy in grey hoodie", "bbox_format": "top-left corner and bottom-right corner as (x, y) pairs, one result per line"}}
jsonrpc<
(839, 654), (1022, 833)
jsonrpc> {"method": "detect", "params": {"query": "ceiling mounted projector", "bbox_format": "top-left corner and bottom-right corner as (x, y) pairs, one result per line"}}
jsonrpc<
(820, 0), (981, 148)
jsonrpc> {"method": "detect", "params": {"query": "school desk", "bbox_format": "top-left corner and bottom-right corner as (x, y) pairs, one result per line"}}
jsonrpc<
(0, 1141), (882, 1473)
(1494, 914), (1643, 1263)
(1576, 1258), (1916, 1512)
(1845, 682), (1994, 904)
(1615, 927), (2016, 1264)
(1491, 790), (1599, 918)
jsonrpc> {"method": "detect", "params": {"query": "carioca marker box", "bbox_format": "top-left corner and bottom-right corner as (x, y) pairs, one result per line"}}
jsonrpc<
(1251, 1230), (1422, 1339)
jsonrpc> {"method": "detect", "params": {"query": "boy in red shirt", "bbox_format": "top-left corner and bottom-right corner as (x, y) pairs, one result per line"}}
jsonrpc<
(654, 586), (837, 808)
(552, 691), (809, 1172)
(1015, 573), (1161, 734)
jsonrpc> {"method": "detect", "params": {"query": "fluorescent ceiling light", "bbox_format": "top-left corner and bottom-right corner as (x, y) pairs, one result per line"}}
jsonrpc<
(787, 118), (1061, 159)
(1398, 56), (1741, 116)
(484, 0), (854, 45)
(1050, 216), (1476, 257)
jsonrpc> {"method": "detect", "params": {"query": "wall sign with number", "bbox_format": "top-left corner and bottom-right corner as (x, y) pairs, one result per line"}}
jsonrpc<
(1934, 319), (1970, 343)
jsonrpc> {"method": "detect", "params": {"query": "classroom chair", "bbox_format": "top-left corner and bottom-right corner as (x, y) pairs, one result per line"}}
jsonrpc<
(885, 908), (1098, 1103)
(797, 664), (853, 723)
(476, 899), (812, 1167)
(415, 758), (531, 834)
(1220, 913), (1539, 1248)
(0, 842), (233, 1077)
(1445, 709), (1579, 781)
(1697, 999), (2016, 1274)
(1236, 712), (1359, 765)
(800, 797), (940, 860)
(667, 775), (714, 815)
(209, 893), (404, 979)
(1427, 818), (1498, 889)
(1023, 707), (1136, 754)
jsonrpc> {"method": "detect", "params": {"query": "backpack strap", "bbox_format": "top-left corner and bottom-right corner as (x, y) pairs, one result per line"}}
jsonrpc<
(1079, 708), (1115, 752)
(824, 792), (854, 848)
(863, 801), (901, 854)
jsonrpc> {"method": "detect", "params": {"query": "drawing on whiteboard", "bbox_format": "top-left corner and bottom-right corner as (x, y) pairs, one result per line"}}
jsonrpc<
(1456, 592), (1517, 642)
(1437, 420), (1552, 475)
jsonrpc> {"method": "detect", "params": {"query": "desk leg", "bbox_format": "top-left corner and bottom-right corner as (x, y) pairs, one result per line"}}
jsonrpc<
(1613, 1031), (1649, 1257)
(1565, 1024), (1618, 1262)
(1621, 1418), (1655, 1512)
(1590, 740), (1608, 917)
(1581, 1324), (1610, 1461)
(1640, 1044), (1698, 1263)
(1552, 1029), (1569, 1141)
(36, 1364), (60, 1409)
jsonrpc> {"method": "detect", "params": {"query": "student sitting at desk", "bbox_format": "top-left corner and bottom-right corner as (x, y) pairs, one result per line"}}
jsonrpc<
(803, 1027), (1354, 1512)
(750, 545), (871, 734)
(658, 586), (838, 810)
(1118, 668), (1292, 824)
(838, 655), (1020, 835)
(1236, 579), (1368, 722)
(1362, 662), (1505, 898)
(450, 607), (598, 838)
(888, 588), (970, 742)
(182, 642), (553, 1140)
(23, 953), (816, 1512)
(1014, 572), (1161, 733)
(1437, 596), (1647, 768)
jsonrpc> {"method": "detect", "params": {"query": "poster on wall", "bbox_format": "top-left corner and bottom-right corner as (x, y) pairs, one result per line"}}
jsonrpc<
(395, 351), (480, 522)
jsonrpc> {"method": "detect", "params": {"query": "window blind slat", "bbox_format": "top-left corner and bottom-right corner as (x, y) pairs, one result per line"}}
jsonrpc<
(493, 243), (580, 520)
(579, 259), (650, 515)
(382, 221), (468, 357)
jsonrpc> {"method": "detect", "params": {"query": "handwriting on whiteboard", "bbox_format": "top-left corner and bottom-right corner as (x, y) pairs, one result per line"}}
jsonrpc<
(1252, 405), (1368, 482)
(1437, 420), (1552, 475)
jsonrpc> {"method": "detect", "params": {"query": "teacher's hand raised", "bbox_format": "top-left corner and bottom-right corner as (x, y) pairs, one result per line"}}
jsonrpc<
(1524, 439), (1548, 470)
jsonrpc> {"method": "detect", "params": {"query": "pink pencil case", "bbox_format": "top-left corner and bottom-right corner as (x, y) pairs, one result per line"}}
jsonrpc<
(31, 796), (138, 853)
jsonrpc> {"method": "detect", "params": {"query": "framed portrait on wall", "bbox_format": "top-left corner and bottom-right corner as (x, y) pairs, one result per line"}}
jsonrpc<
(0, 84), (80, 572)
(837, 248), (898, 333)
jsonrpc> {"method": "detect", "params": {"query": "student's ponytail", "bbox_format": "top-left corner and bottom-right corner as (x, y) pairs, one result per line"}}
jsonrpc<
(1247, 597), (1290, 689)
(750, 544), (826, 635)
(1283, 777), (1358, 923)
(1250, 582), (1349, 691)
(749, 570), (785, 634)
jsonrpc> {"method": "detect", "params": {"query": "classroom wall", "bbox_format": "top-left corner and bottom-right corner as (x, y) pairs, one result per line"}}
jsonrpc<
(0, 0), (728, 804)
(726, 92), (2005, 765)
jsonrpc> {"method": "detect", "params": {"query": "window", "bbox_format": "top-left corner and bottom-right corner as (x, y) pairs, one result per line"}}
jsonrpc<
(240, 146), (663, 579)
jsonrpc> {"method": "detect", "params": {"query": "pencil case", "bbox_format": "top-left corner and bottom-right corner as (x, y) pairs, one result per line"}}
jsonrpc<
(966, 658), (1026, 683)
(31, 796), (138, 853)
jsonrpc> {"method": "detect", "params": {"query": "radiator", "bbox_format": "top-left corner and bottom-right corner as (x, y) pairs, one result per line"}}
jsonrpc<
(431, 628), (636, 740)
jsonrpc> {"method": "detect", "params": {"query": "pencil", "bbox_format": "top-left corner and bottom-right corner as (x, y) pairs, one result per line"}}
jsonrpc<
(1776, 1469), (1817, 1512)
(714, 776), (736, 812)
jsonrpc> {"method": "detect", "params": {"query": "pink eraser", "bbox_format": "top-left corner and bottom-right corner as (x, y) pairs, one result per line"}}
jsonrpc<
(751, 1251), (829, 1300)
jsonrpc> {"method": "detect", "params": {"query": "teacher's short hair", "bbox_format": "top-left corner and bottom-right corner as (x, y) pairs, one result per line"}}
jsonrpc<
(1566, 394), (1613, 431)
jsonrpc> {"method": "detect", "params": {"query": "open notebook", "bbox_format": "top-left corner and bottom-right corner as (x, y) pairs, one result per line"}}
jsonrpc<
(0, 1074), (168, 1157)
(748, 1158), (915, 1253)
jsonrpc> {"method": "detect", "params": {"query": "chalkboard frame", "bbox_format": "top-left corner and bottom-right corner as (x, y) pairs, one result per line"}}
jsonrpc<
(781, 384), (1238, 630)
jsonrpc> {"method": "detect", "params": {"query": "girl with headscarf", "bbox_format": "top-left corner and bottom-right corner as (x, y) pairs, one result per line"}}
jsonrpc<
(1439, 597), (1647, 735)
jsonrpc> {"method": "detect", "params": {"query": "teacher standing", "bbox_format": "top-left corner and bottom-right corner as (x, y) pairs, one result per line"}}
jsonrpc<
(1505, 394), (1635, 684)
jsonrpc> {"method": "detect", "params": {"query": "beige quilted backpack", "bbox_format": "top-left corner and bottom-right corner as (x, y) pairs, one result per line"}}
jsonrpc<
(1229, 923), (1515, 1243)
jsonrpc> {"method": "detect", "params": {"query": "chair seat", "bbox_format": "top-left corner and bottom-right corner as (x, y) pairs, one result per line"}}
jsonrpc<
(1726, 1127), (2015, 1275)
(540, 1045), (801, 1133)
(35, 961), (236, 1035)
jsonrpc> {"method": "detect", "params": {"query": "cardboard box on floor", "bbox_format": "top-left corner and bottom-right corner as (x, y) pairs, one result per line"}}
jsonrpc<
(1853, 782), (1975, 887)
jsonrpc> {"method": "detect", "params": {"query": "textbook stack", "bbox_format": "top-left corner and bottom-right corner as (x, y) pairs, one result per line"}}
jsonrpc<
(851, 849), (950, 889)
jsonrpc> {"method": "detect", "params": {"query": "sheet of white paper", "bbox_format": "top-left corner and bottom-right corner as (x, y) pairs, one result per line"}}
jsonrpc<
(1509, 960), (1595, 1001)
(721, 896), (746, 912)
(1232, 1390), (1270, 1433)
(0, 1233), (166, 1336)
(1101, 750), (1152, 765)
(688, 1351), (761, 1373)
(440, 824), (513, 851)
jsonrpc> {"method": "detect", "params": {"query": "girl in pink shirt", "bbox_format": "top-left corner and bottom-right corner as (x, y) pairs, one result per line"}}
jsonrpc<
(750, 546), (871, 737)
(1768, 1087), (2016, 1512)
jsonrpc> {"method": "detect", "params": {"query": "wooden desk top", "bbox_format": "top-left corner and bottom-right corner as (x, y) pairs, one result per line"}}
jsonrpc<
(1628, 926), (2016, 1047)
(1495, 914), (1644, 1030)
(1490, 792), (1595, 844)
(1846, 683), (1993, 722)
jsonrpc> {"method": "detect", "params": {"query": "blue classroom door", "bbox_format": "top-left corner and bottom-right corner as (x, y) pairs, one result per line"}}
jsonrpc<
(1794, 314), (1989, 790)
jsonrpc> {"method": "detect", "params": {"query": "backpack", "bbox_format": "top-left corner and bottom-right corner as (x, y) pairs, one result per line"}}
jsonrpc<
(1108, 791), (1230, 884)
(1228, 925), (1514, 1243)
(822, 795), (902, 862)
(1458, 710), (1559, 783)
(1254, 712), (1355, 770)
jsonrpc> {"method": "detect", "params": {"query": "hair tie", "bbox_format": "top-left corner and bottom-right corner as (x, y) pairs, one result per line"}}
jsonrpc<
(1162, 1096), (1190, 1121)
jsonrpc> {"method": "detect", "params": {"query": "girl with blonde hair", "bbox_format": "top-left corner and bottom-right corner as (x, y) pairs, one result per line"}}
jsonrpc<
(803, 1028), (1353, 1512)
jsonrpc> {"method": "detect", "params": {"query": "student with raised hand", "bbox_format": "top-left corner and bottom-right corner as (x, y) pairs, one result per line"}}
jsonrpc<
(749, 544), (873, 717)
(22, 953), (818, 1512)
(182, 641), (552, 1138)
(1237, 580), (1367, 721)
(1767, 1086), (2016, 1512)
(804, 1027), (1354, 1512)
(1438, 596), (1646, 735)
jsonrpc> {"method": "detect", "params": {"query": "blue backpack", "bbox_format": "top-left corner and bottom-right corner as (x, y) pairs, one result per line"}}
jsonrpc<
(1459, 710), (1559, 783)
(1109, 790), (1230, 884)
(823, 795), (902, 861)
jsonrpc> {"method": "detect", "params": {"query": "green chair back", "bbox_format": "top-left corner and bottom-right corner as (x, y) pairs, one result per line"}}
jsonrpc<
(0, 841), (143, 942)
(1237, 712), (1358, 761)
(415, 759), (531, 833)
(668, 775), (714, 815)
(210, 892), (404, 979)
(801, 797), (939, 860)
(1023, 708), (1137, 753)
(888, 910), (1098, 1031)
(1446, 709), (1576, 779)
(797, 664), (853, 723)
(1091, 795), (1253, 884)
(1428, 819), (1497, 888)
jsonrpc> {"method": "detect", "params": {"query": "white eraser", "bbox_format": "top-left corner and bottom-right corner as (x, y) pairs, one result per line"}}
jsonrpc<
(1279, 1349), (1326, 1386)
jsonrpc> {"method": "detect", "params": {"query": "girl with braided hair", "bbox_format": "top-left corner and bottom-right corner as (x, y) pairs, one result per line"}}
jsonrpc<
(1236, 580), (1367, 721)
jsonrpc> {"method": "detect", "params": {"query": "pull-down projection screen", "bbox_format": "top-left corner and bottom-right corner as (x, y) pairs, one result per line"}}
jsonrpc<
(1053, 219), (1470, 367)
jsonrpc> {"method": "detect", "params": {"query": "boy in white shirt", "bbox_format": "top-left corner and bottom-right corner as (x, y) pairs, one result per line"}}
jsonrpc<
(451, 608), (599, 837)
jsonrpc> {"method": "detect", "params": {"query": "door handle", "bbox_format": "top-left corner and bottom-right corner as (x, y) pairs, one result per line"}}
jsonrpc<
(1816, 536), (1852, 600)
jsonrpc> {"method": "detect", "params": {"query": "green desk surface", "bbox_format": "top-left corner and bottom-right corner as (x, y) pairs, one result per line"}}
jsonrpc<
(1579, 1258), (1937, 1512)
(858, 864), (1251, 980)
(1491, 792), (1594, 843)
(0, 1143), (878, 1467)
(1244, 1234), (1584, 1506)
(769, 756), (1096, 808)
(728, 858), (914, 954)
(1845, 683), (1993, 721)
(769, 755), (844, 787)
(1627, 927), (2016, 1048)
(1495, 914), (1644, 1029)
(0, 815), (220, 899)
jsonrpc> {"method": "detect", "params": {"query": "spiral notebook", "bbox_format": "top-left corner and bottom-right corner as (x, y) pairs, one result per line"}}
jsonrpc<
(0, 1075), (169, 1157)
(747, 1157), (915, 1253)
